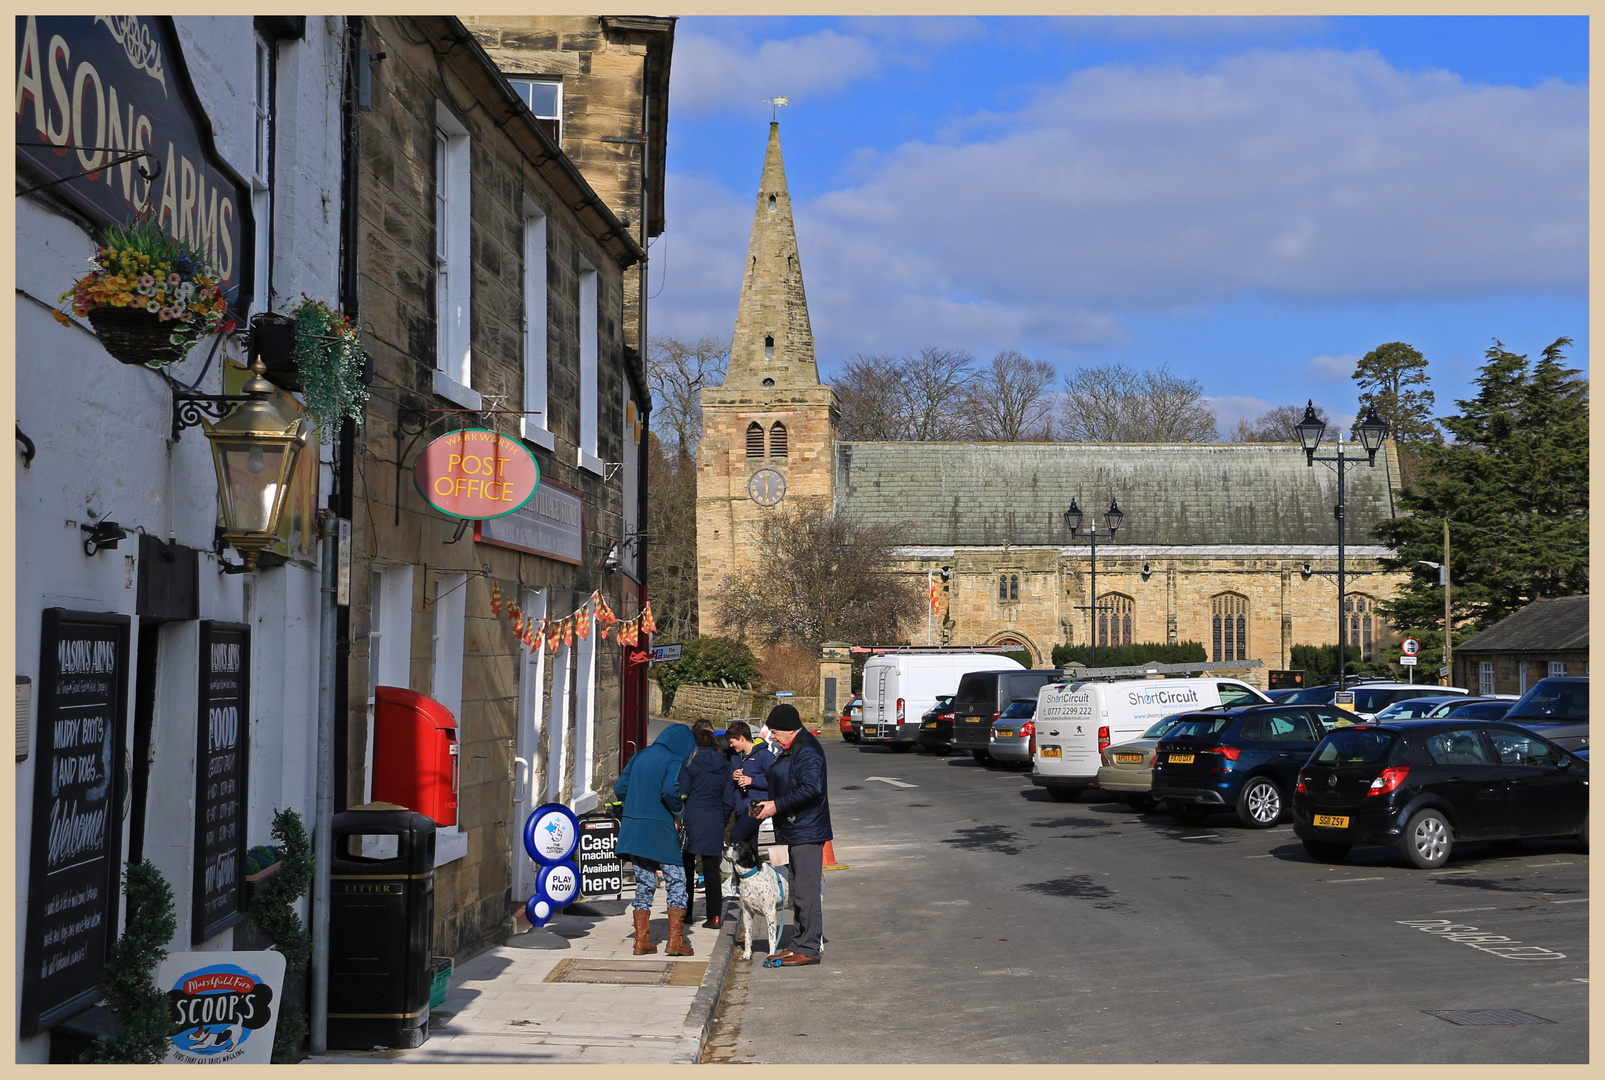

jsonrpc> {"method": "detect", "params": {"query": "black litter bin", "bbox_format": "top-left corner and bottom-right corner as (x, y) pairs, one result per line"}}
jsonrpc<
(327, 802), (436, 1050)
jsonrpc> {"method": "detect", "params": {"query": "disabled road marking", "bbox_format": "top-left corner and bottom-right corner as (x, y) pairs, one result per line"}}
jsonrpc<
(864, 776), (918, 788)
(1398, 918), (1566, 960)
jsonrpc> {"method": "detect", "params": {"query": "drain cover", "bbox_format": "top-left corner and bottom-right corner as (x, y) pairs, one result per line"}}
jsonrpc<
(545, 959), (707, 986)
(1424, 1009), (1556, 1026)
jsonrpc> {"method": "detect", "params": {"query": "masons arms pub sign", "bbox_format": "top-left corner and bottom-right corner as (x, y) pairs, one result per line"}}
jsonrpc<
(16, 15), (255, 310)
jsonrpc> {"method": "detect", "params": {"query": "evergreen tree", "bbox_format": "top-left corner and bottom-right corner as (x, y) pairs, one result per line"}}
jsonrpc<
(1372, 337), (1588, 641)
(1351, 341), (1439, 444)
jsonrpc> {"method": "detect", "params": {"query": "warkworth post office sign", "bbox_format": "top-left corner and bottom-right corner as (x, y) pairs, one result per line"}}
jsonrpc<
(414, 429), (540, 520)
(15, 16), (255, 309)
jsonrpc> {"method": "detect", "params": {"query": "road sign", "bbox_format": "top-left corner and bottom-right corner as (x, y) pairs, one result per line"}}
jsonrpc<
(649, 643), (682, 664)
(1401, 637), (1421, 656)
(1400, 655), (1418, 666)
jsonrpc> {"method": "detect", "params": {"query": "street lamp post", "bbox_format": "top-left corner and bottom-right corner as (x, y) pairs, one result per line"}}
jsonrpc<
(1063, 498), (1124, 667)
(1295, 402), (1388, 689)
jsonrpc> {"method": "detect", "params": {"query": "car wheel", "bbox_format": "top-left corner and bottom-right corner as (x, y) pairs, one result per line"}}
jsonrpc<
(1400, 808), (1453, 869)
(1168, 801), (1210, 824)
(1235, 777), (1283, 829)
(1047, 786), (1081, 802)
(971, 749), (990, 763)
(1302, 838), (1351, 863)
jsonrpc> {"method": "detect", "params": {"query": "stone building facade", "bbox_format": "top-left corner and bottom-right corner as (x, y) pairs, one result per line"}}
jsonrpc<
(697, 123), (1410, 686)
(1453, 595), (1589, 696)
(347, 15), (653, 957)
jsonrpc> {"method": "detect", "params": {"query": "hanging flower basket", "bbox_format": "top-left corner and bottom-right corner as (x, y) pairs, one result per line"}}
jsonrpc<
(286, 296), (369, 436)
(85, 306), (195, 367)
(56, 218), (234, 370)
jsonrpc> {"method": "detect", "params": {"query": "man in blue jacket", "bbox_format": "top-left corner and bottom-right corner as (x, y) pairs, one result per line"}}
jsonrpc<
(751, 704), (831, 967)
(614, 722), (695, 955)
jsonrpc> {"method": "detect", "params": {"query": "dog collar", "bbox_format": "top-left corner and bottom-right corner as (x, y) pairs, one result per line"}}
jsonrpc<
(738, 864), (768, 880)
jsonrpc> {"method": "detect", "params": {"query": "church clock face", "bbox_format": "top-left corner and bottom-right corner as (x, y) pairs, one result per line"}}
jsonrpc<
(747, 468), (786, 507)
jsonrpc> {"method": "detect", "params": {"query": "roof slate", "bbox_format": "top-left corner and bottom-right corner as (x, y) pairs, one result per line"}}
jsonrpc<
(836, 442), (1399, 547)
(1454, 595), (1590, 654)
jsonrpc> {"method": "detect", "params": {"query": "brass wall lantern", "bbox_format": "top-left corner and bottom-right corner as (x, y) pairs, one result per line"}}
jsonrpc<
(176, 356), (311, 571)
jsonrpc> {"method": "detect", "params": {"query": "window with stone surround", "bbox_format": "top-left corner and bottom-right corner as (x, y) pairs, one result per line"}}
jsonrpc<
(1099, 593), (1134, 647)
(433, 102), (474, 407)
(577, 259), (600, 472)
(1344, 594), (1376, 661)
(1212, 593), (1247, 662)
(999, 573), (1019, 602)
(508, 77), (562, 145)
(769, 422), (788, 458)
(521, 202), (552, 448)
(746, 422), (765, 457)
(764, 334), (775, 359)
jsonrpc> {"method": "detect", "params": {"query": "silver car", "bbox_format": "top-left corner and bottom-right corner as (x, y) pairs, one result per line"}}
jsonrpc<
(1093, 716), (1189, 811)
(987, 699), (1038, 768)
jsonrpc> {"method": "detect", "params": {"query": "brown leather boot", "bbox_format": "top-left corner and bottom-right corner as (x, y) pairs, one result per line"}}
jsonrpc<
(632, 908), (657, 954)
(665, 907), (695, 956)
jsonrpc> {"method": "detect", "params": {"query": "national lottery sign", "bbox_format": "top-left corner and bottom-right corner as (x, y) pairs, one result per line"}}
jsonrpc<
(523, 802), (579, 865)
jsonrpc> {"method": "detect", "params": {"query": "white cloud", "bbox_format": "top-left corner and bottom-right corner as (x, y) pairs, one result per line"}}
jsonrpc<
(669, 28), (882, 114)
(1307, 354), (1357, 380)
(657, 44), (1585, 376)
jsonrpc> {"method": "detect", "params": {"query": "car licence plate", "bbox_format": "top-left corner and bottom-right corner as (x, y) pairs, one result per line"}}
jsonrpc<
(861, 726), (876, 736)
(1114, 753), (1143, 763)
(964, 717), (981, 723)
(1040, 746), (1061, 758)
(1168, 754), (1194, 764)
(1314, 814), (1350, 829)
(995, 729), (1014, 738)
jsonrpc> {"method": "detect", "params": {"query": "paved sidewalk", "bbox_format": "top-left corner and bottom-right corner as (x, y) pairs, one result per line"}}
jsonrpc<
(305, 893), (736, 1065)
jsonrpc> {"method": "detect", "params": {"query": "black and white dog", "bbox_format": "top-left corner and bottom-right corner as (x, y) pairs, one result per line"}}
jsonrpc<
(722, 841), (788, 962)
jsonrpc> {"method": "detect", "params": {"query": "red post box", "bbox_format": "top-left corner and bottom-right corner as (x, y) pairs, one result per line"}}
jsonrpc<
(372, 686), (459, 827)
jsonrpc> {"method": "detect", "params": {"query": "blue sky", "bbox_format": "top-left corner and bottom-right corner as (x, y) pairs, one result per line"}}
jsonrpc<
(649, 16), (1588, 435)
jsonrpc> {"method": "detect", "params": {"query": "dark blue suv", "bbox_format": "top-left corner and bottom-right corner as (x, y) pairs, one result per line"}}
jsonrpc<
(1150, 704), (1351, 828)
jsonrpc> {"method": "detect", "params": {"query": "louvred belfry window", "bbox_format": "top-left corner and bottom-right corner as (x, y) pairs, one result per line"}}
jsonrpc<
(769, 422), (788, 458)
(746, 422), (765, 458)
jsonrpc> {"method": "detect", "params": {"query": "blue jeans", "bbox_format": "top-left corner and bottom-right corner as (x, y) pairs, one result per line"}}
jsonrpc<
(631, 859), (689, 911)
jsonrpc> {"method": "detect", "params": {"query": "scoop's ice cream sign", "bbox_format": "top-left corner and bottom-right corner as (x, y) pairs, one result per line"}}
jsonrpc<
(414, 429), (540, 520)
(155, 950), (285, 1064)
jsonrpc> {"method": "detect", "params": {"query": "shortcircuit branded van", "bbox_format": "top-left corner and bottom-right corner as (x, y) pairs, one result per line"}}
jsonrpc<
(1030, 678), (1270, 800)
(860, 652), (1025, 749)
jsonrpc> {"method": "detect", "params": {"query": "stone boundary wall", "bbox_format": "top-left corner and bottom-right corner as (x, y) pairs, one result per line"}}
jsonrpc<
(667, 685), (827, 729)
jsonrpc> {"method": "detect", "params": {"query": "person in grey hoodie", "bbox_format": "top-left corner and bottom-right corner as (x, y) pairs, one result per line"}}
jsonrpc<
(614, 722), (695, 955)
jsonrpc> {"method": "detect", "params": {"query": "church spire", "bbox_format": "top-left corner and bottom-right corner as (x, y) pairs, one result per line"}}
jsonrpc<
(727, 121), (818, 388)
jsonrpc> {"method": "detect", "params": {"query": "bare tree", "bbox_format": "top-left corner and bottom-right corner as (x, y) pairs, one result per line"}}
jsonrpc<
(643, 433), (699, 640)
(962, 350), (1057, 441)
(712, 504), (924, 650)
(1230, 402), (1331, 442)
(645, 335), (728, 458)
(904, 346), (979, 440)
(831, 353), (909, 440)
(1060, 362), (1218, 442)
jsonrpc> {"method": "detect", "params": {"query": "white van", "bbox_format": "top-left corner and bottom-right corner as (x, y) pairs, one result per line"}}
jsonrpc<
(860, 652), (1026, 750)
(1030, 677), (1270, 800)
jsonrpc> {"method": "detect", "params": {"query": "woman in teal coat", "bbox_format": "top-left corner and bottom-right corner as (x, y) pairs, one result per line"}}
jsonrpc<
(613, 722), (696, 955)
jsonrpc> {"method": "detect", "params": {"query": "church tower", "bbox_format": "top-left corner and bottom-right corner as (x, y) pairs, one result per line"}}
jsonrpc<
(696, 121), (839, 637)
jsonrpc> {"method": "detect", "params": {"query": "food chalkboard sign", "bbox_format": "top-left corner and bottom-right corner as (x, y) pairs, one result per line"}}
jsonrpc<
(20, 609), (130, 1038)
(193, 623), (250, 944)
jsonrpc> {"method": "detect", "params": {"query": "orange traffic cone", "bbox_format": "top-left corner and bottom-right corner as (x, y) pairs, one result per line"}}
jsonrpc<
(822, 839), (847, 871)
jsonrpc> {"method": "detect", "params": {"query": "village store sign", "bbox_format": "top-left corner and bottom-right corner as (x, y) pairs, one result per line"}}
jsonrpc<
(15, 15), (255, 309)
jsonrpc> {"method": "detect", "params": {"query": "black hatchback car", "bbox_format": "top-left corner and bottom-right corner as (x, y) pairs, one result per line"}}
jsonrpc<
(1150, 704), (1354, 828)
(1292, 719), (1589, 869)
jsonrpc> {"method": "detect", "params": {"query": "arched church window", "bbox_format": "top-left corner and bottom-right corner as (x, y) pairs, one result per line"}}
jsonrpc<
(746, 422), (765, 458)
(1099, 594), (1134, 647)
(764, 335), (775, 359)
(769, 422), (788, 458)
(1212, 593), (1248, 662)
(768, 194), (776, 211)
(1344, 594), (1377, 661)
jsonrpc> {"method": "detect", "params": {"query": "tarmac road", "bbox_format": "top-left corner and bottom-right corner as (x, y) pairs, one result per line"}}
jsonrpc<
(705, 738), (1590, 1064)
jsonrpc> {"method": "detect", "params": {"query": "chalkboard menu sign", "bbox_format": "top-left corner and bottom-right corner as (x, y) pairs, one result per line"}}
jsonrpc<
(193, 622), (250, 944)
(20, 609), (130, 1038)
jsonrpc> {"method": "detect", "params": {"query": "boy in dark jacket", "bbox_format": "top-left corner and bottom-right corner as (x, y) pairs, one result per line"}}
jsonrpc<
(726, 719), (775, 847)
(750, 704), (832, 966)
